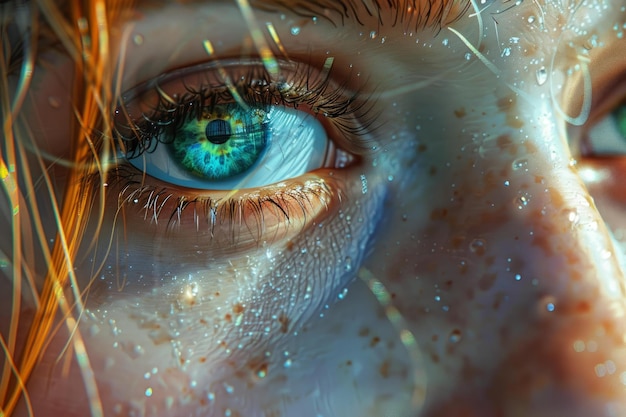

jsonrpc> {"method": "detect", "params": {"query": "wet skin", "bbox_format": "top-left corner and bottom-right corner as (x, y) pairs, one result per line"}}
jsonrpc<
(5, 0), (626, 416)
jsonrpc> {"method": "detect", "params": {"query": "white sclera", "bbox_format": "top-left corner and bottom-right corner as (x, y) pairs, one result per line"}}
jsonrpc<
(128, 106), (329, 190)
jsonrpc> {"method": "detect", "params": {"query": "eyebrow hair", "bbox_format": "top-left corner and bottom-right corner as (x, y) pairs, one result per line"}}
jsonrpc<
(251, 0), (470, 30)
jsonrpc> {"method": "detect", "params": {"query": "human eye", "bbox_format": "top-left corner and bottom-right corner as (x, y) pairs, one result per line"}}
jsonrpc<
(114, 58), (359, 192)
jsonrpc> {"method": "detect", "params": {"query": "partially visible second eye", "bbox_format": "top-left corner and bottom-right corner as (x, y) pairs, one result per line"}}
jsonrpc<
(583, 100), (626, 156)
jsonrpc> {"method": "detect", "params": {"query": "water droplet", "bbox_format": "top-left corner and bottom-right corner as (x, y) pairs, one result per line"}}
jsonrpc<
(441, 38), (449, 46)
(514, 273), (522, 281)
(501, 47), (511, 57)
(283, 358), (292, 368)
(344, 257), (352, 272)
(223, 382), (234, 394)
(469, 238), (486, 255)
(133, 34), (144, 45)
(449, 329), (462, 343)
(536, 66), (548, 85)
(464, 52), (472, 60)
(369, 30), (377, 39)
(515, 195), (530, 209)
(527, 15), (536, 24)
(504, 180), (510, 186)
(338, 287), (349, 299)
(360, 174), (368, 194)
(387, 175), (394, 182)
(512, 158), (528, 171)
(145, 387), (153, 397)
(290, 26), (300, 36)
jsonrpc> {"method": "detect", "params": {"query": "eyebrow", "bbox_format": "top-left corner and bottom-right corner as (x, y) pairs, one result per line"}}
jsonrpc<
(128, 0), (469, 31)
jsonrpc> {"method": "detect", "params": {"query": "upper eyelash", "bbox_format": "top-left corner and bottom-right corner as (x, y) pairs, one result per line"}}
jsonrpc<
(114, 59), (378, 159)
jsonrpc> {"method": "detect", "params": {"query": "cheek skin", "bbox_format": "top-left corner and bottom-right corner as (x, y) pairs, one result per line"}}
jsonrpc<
(363, 1), (626, 416)
(18, 169), (401, 417)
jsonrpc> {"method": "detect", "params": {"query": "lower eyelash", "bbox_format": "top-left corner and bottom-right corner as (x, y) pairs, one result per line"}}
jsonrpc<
(111, 165), (333, 240)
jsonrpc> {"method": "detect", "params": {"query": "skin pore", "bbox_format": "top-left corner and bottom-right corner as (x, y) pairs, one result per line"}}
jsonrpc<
(2, 0), (626, 416)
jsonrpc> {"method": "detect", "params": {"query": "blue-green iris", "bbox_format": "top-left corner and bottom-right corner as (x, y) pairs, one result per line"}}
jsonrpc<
(168, 104), (268, 180)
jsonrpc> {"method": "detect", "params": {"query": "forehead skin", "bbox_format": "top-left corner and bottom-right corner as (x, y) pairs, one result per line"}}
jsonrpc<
(10, 0), (626, 416)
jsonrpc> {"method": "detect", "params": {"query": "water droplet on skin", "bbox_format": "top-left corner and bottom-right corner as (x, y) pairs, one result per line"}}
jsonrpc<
(469, 238), (486, 255)
(369, 30), (377, 39)
(360, 174), (368, 194)
(512, 158), (528, 171)
(515, 195), (530, 209)
(145, 387), (153, 397)
(527, 15), (536, 24)
(501, 47), (511, 57)
(464, 52), (472, 60)
(441, 38), (449, 46)
(536, 66), (548, 85)
(338, 287), (349, 299)
(387, 175), (394, 182)
(449, 329), (462, 343)
(133, 34), (144, 45)
(283, 359), (292, 368)
(290, 26), (300, 35)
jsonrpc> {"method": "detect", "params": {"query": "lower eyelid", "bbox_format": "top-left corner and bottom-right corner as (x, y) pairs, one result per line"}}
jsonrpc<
(106, 166), (343, 248)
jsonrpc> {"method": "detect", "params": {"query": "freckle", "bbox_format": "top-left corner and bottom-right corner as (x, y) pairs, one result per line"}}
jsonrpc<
(224, 314), (232, 323)
(492, 291), (506, 309)
(418, 144), (427, 152)
(286, 240), (294, 251)
(524, 141), (538, 154)
(278, 313), (290, 333)
(429, 166), (437, 176)
(576, 300), (591, 314)
(454, 107), (466, 118)
(379, 360), (390, 378)
(370, 336), (381, 347)
(358, 327), (370, 337)
(534, 175), (544, 184)
(431, 334), (439, 342)
(430, 208), (448, 221)
(233, 303), (244, 314)
(451, 235), (465, 249)
(479, 273), (498, 291)
(444, 280), (453, 290)
(215, 292), (220, 296)
(485, 256), (495, 266)
(431, 353), (440, 363)
(465, 288), (475, 300)
(497, 96), (516, 111)
(199, 357), (207, 363)
(548, 187), (565, 210)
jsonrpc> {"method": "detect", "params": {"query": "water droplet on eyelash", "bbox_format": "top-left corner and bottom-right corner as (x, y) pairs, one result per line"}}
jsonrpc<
(48, 96), (61, 108)
(133, 34), (144, 45)
(535, 66), (548, 85)
(290, 26), (300, 35)
(369, 30), (377, 39)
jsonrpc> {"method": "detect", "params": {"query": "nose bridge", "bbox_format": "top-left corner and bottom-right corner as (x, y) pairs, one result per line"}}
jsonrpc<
(425, 99), (626, 414)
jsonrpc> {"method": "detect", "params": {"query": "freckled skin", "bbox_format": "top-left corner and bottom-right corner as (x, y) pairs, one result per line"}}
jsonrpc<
(6, 0), (626, 416)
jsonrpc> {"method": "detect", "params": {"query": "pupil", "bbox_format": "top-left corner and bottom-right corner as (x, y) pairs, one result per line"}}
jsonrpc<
(205, 119), (232, 144)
